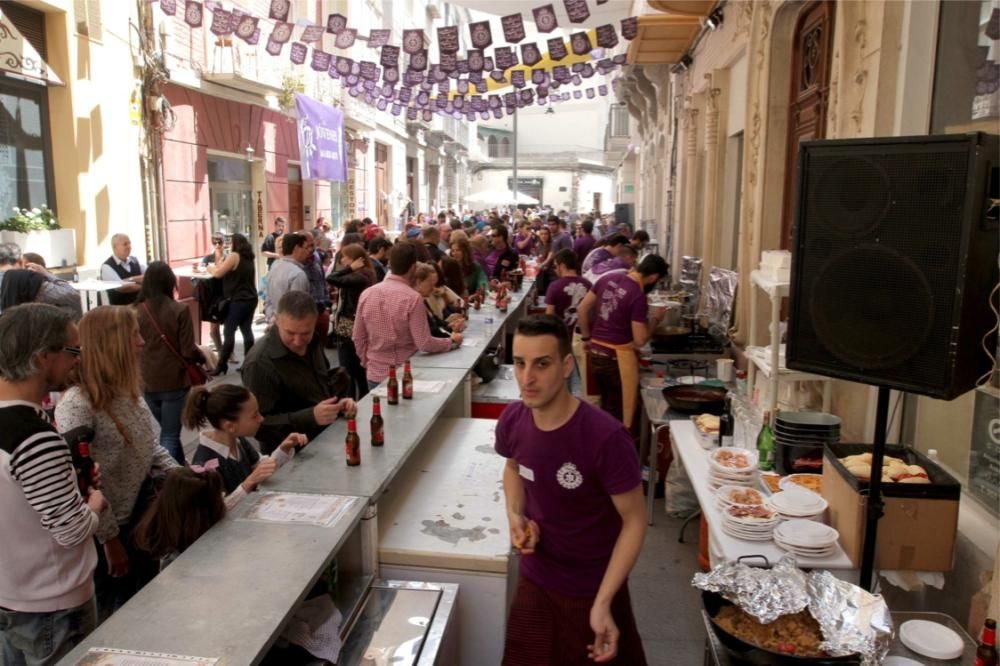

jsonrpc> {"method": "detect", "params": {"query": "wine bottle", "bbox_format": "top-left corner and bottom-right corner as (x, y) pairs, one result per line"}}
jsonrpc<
(756, 411), (774, 472)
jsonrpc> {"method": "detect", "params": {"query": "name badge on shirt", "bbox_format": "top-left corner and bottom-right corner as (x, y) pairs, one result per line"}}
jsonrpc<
(519, 464), (535, 482)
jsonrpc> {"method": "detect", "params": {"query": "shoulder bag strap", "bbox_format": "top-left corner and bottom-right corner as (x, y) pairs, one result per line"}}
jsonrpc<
(141, 301), (189, 367)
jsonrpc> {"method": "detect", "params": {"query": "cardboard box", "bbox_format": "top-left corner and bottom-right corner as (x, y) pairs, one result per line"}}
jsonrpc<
(822, 444), (961, 572)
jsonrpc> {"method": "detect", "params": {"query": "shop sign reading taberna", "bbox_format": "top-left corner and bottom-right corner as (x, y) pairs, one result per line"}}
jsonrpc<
(294, 93), (347, 182)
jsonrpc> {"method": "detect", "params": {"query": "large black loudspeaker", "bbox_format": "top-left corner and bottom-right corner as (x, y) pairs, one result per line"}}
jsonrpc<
(787, 133), (999, 400)
(614, 202), (633, 229)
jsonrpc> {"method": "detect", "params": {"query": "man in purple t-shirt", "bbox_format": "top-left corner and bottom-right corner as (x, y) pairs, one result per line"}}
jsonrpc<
(573, 218), (596, 268)
(496, 315), (647, 665)
(577, 255), (669, 431)
(548, 216), (574, 254)
(545, 250), (592, 333)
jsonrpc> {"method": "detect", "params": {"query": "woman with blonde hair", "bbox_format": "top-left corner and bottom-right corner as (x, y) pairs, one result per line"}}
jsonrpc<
(55, 305), (178, 622)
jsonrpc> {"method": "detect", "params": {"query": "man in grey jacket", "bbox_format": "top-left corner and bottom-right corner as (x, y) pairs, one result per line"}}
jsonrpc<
(264, 232), (312, 324)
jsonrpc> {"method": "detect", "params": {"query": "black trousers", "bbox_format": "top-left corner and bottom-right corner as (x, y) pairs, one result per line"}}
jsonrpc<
(220, 297), (257, 366)
(338, 337), (369, 400)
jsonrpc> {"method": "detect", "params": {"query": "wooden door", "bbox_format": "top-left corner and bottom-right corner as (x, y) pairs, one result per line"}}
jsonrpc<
(375, 143), (390, 226)
(287, 163), (303, 230)
(781, 1), (834, 249)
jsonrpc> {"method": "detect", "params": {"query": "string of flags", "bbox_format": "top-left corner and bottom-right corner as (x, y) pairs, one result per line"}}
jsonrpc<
(155, 0), (639, 120)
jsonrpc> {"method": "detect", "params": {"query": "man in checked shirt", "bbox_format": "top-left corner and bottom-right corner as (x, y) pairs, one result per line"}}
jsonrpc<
(353, 242), (462, 391)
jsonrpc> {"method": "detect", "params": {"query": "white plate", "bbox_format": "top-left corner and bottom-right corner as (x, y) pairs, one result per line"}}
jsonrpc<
(778, 474), (823, 495)
(721, 523), (775, 541)
(716, 485), (766, 507)
(899, 620), (965, 660)
(773, 520), (839, 547)
(768, 489), (828, 515)
(709, 447), (759, 472)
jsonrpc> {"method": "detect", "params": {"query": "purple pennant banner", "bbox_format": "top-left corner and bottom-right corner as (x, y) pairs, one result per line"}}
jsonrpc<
(621, 17), (638, 40)
(392, 104), (402, 116)
(407, 107), (417, 121)
(501, 13), (526, 43)
(457, 80), (469, 94)
(572, 74), (581, 85)
(548, 37), (568, 61)
(432, 66), (446, 82)
(437, 26), (459, 53)
(268, 0), (289, 21)
(364, 80), (376, 91)
(532, 4), (559, 33)
(383, 66), (399, 83)
(294, 94), (345, 182)
(573, 90), (582, 99)
(552, 64), (570, 81)
(440, 52), (457, 72)
(470, 95), (483, 110)
(270, 22), (293, 43)
(598, 84), (608, 95)
(468, 70), (483, 84)
(160, 0), (176, 16)
(476, 80), (488, 93)
(210, 8), (232, 35)
(490, 70), (507, 83)
(235, 15), (258, 43)
(247, 28), (261, 45)
(480, 110), (490, 120)
(468, 49), (485, 72)
(381, 45), (399, 68)
(360, 61), (378, 80)
(184, 1), (202, 27)
(300, 24), (324, 43)
(564, 0), (590, 23)
(493, 108), (503, 119)
(511, 70), (526, 88)
(382, 83), (394, 97)
(335, 29), (357, 49)
(398, 87), (412, 104)
(571, 62), (584, 72)
(537, 85), (548, 97)
(326, 13), (347, 33)
(494, 46), (516, 71)
(229, 7), (245, 32)
(311, 49), (331, 71)
(596, 24), (618, 48)
(403, 29), (424, 54)
(327, 62), (339, 79)
(484, 56), (494, 71)
(417, 91), (429, 107)
(436, 96), (448, 109)
(409, 49), (428, 71)
(503, 92), (517, 106)
(520, 89), (533, 104)
(521, 42), (542, 67)
(570, 32), (592, 56)
(336, 56), (353, 76)
(453, 96), (464, 110)
(586, 88), (595, 99)
(438, 79), (451, 94)
(266, 38), (283, 55)
(377, 98), (388, 111)
(289, 42), (308, 65)
(457, 59), (469, 74)
(346, 74), (359, 85)
(405, 70), (424, 86)
(488, 95), (501, 109)
(532, 68), (547, 85)
(469, 21), (493, 49)
(613, 54), (627, 65)
(581, 63), (594, 78)
(423, 109), (433, 122)
(368, 29), (391, 48)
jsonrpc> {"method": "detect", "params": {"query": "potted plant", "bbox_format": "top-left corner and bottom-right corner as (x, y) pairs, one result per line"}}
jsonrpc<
(0, 205), (77, 267)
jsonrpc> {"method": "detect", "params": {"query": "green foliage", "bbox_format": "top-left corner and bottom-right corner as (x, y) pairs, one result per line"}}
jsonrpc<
(0, 205), (60, 232)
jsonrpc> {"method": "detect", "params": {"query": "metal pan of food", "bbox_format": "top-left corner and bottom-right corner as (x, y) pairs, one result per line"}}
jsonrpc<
(703, 589), (861, 665)
(653, 325), (692, 339)
(661, 384), (727, 414)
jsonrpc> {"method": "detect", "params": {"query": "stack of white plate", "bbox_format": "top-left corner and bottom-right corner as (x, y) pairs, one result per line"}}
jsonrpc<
(715, 485), (766, 512)
(773, 519), (840, 558)
(720, 503), (780, 541)
(708, 447), (758, 490)
(766, 489), (828, 522)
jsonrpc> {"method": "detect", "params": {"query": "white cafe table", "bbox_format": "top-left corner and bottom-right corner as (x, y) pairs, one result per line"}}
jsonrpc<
(70, 278), (124, 312)
(670, 419), (854, 570)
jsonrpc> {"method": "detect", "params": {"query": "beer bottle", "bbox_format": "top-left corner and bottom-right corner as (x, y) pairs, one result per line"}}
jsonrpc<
(370, 396), (384, 447)
(76, 441), (96, 495)
(387, 366), (399, 405)
(976, 618), (998, 666)
(345, 419), (361, 466)
(402, 361), (414, 400)
(756, 411), (775, 472)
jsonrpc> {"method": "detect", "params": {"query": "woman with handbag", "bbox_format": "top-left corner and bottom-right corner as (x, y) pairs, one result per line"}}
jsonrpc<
(325, 244), (375, 399)
(205, 233), (258, 376)
(136, 261), (207, 464)
(55, 306), (179, 622)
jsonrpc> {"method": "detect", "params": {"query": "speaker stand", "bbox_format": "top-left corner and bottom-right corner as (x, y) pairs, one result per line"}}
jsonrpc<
(859, 386), (891, 592)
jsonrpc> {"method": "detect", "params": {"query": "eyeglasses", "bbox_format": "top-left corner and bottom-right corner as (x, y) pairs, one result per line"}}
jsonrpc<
(61, 346), (81, 357)
(212, 239), (224, 245)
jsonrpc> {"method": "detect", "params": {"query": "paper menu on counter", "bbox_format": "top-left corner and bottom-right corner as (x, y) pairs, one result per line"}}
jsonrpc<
(75, 648), (218, 665)
(461, 338), (482, 347)
(371, 380), (447, 397)
(238, 492), (361, 528)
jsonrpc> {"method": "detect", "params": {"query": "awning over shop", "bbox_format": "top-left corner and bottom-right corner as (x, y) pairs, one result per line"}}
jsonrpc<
(625, 15), (703, 65)
(0, 8), (63, 86)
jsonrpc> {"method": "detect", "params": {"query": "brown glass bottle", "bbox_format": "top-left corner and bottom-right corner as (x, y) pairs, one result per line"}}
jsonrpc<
(370, 397), (384, 447)
(387, 366), (399, 405)
(976, 618), (998, 666)
(76, 441), (95, 495)
(345, 419), (361, 466)
(402, 360), (414, 400)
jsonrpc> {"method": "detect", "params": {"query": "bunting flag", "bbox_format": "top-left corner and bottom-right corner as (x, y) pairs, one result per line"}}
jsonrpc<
(326, 13), (347, 33)
(598, 84), (608, 95)
(299, 24), (323, 42)
(531, 68), (547, 85)
(476, 80), (488, 93)
(368, 28), (390, 47)
(381, 45), (399, 68)
(409, 49), (428, 71)
(570, 31), (592, 56)
(573, 90), (582, 99)
(377, 98), (388, 110)
(360, 61), (379, 80)
(468, 49), (484, 72)
(490, 70), (507, 83)
(564, 0), (590, 23)
(440, 52), (457, 72)
(265, 38), (282, 55)
(235, 15), (258, 42)
(311, 49), (331, 71)
(456, 79), (469, 94)
(383, 66), (398, 83)
(511, 70), (525, 88)
(334, 28), (357, 49)
(501, 13), (526, 43)
(431, 66), (447, 82)
(532, 5), (559, 33)
(547, 36), (567, 61)
(437, 25), (459, 53)
(289, 42), (307, 65)
(484, 56), (494, 71)
(405, 70), (424, 85)
(336, 56), (353, 76)
(469, 21), (493, 49)
(398, 87), (412, 104)
(210, 8), (232, 35)
(268, 0), (289, 21)
(521, 42), (542, 67)
(581, 63), (595, 78)
(586, 87), (595, 98)
(621, 17), (638, 40)
(160, 0), (176, 16)
(270, 22), (293, 43)
(596, 24), (619, 49)
(184, 0), (203, 27)
(457, 59), (469, 74)
(403, 29), (424, 54)
(494, 46), (516, 71)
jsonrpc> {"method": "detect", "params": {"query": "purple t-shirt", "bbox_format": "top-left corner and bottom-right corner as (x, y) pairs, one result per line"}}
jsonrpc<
(589, 272), (648, 345)
(551, 231), (574, 254)
(592, 256), (630, 276)
(545, 276), (592, 332)
(581, 247), (611, 275)
(573, 234), (596, 267)
(495, 400), (641, 597)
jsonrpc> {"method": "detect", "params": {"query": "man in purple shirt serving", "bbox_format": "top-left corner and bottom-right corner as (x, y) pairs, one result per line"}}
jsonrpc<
(496, 315), (647, 665)
(573, 218), (597, 267)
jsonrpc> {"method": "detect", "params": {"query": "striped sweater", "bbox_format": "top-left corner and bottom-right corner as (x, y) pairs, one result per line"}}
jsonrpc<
(0, 400), (99, 612)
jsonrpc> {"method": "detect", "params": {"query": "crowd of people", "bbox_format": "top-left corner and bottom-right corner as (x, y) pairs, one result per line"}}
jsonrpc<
(0, 204), (670, 665)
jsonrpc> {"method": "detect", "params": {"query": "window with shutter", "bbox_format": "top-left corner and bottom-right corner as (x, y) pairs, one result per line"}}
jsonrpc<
(73, 0), (103, 42)
(2, 2), (47, 60)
